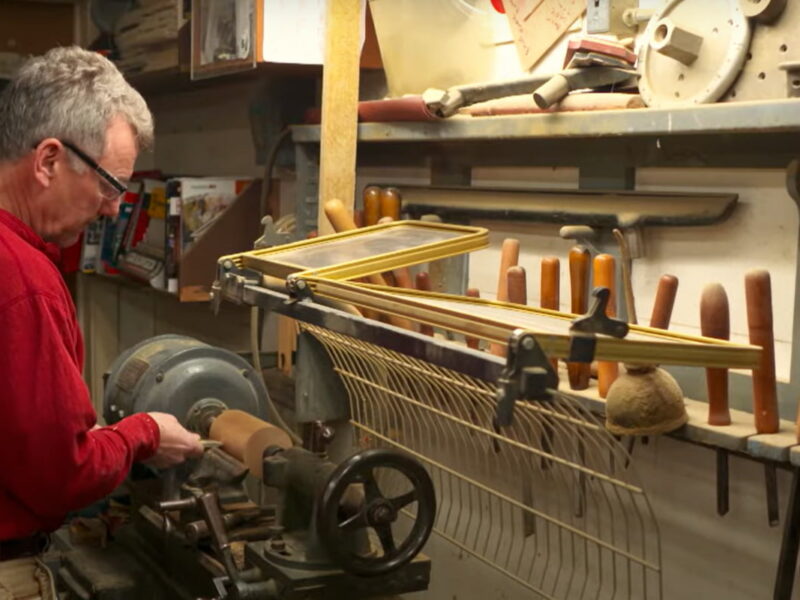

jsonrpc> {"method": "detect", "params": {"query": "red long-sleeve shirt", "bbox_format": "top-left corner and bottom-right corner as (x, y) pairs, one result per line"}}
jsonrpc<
(0, 209), (159, 540)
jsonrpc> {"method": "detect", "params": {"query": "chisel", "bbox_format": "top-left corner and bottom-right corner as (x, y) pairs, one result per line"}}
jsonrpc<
(379, 187), (401, 221)
(540, 256), (560, 377)
(363, 185), (381, 226)
(490, 238), (520, 357)
(593, 253), (618, 398)
(745, 269), (780, 526)
(567, 246), (591, 390)
(701, 283), (731, 516)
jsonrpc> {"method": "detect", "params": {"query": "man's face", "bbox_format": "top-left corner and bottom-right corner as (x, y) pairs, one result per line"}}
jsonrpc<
(42, 116), (137, 247)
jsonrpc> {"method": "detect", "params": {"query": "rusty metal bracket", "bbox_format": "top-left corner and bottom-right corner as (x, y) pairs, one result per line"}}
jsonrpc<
(568, 287), (630, 362)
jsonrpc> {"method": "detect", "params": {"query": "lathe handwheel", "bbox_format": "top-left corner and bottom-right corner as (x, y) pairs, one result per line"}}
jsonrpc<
(317, 448), (436, 577)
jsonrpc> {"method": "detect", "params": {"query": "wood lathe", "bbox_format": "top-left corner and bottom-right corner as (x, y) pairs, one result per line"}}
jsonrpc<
(54, 335), (435, 599)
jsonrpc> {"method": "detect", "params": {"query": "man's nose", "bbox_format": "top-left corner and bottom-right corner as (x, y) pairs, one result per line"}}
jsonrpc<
(99, 196), (121, 218)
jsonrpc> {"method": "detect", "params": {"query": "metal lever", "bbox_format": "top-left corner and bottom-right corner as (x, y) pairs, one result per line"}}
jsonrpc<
(568, 287), (630, 363)
(494, 330), (557, 427)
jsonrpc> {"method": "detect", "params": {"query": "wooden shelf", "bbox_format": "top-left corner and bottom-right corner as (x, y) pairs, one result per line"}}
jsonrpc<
(291, 98), (800, 169)
(561, 366), (799, 464)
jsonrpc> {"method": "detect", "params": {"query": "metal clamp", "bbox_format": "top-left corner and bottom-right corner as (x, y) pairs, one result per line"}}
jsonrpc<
(285, 275), (314, 301)
(568, 287), (630, 363)
(494, 330), (557, 427)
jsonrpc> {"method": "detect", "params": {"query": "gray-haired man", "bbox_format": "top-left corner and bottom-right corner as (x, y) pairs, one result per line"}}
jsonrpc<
(0, 47), (202, 595)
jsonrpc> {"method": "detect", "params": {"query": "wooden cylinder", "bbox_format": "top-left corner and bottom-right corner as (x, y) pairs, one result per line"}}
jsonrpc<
(363, 185), (381, 226)
(379, 187), (401, 221)
(593, 253), (618, 398)
(540, 257), (560, 375)
(650, 274), (679, 330)
(416, 272), (434, 337)
(701, 283), (731, 426)
(209, 410), (293, 477)
(745, 269), (779, 434)
(465, 287), (481, 350)
(490, 239), (520, 357)
(567, 246), (591, 390)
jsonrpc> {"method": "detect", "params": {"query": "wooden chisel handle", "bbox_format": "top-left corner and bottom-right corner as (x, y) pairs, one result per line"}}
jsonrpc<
(593, 253), (618, 398)
(567, 246), (591, 390)
(415, 272), (434, 337)
(363, 185), (381, 226)
(701, 283), (731, 426)
(465, 288), (481, 350)
(745, 269), (779, 434)
(507, 266), (527, 305)
(540, 257), (560, 376)
(379, 187), (401, 221)
(650, 274), (679, 330)
(490, 239), (521, 357)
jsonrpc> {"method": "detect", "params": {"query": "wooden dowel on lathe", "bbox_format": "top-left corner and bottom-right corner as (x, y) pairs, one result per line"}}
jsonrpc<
(567, 246), (591, 390)
(701, 283), (731, 426)
(745, 269), (779, 434)
(465, 288), (481, 350)
(650, 274), (679, 330)
(415, 272), (434, 337)
(540, 257), (560, 376)
(490, 238), (520, 357)
(593, 253), (618, 398)
(380, 187), (401, 221)
(363, 185), (381, 226)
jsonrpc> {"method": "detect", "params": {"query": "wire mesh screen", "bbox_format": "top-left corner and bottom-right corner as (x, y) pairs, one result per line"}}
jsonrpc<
(303, 324), (662, 600)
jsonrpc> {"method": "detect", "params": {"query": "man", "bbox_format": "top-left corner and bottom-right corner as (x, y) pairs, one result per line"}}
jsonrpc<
(0, 46), (203, 589)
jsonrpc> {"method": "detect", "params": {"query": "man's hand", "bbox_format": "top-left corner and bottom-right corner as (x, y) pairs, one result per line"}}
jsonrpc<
(145, 412), (204, 469)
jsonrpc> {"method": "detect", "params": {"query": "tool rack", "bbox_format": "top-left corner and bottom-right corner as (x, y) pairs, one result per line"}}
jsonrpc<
(287, 98), (800, 598)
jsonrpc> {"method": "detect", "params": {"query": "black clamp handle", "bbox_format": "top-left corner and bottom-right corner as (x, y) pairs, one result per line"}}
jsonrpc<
(568, 287), (629, 363)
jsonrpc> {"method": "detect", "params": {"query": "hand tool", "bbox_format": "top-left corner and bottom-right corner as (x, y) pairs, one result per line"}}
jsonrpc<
(465, 288), (481, 350)
(415, 272), (434, 337)
(593, 253), (618, 398)
(506, 265), (537, 536)
(567, 246), (592, 390)
(424, 67), (637, 118)
(540, 256), (561, 376)
(701, 283), (732, 516)
(649, 274), (679, 330)
(745, 269), (781, 526)
(380, 187), (401, 221)
(363, 185), (381, 226)
(745, 269), (780, 434)
(490, 238), (520, 357)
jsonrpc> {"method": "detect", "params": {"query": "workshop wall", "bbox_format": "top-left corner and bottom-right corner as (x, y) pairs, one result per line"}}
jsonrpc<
(78, 3), (800, 598)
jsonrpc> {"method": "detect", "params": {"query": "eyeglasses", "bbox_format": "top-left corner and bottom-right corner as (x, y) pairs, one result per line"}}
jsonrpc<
(61, 140), (128, 200)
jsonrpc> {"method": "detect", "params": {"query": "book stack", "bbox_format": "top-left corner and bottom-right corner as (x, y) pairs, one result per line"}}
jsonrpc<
(81, 175), (253, 297)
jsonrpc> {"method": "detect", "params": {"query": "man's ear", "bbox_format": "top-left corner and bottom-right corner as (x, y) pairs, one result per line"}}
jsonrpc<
(32, 138), (64, 189)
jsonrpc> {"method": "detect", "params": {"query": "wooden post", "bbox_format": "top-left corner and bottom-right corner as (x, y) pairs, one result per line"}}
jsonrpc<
(317, 0), (362, 236)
